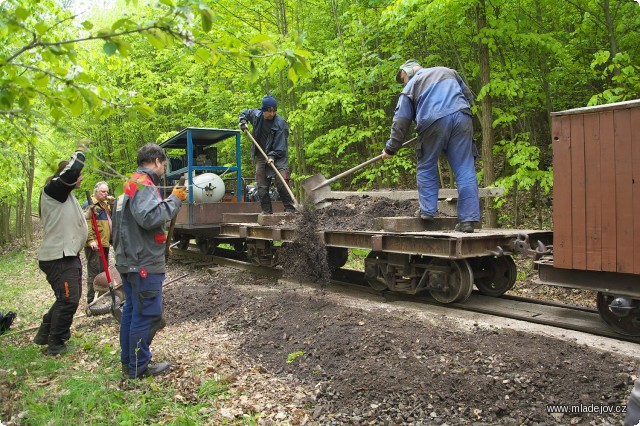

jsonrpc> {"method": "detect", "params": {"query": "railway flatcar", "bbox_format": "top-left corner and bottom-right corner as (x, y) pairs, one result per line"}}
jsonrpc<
(162, 100), (640, 337)
(159, 127), (286, 254)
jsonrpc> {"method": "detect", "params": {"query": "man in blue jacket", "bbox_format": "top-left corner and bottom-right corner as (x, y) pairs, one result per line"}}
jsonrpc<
(239, 95), (295, 214)
(381, 60), (480, 233)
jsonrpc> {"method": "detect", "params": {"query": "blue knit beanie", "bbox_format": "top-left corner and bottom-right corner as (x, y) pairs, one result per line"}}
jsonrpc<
(261, 95), (277, 111)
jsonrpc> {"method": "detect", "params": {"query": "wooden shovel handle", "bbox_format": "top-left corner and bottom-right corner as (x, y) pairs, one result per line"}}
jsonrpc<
(166, 176), (186, 259)
(316, 137), (419, 190)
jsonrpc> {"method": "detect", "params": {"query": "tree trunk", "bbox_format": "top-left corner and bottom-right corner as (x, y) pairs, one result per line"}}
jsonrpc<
(0, 202), (7, 246)
(23, 143), (35, 247)
(16, 194), (23, 241)
(476, 0), (498, 228)
(602, 0), (618, 60)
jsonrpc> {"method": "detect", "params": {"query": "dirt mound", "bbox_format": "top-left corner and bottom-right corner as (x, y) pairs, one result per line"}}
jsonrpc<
(307, 195), (419, 231)
(162, 263), (636, 425)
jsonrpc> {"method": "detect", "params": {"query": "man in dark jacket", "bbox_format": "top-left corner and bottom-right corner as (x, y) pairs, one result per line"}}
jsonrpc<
(380, 60), (480, 233)
(34, 142), (89, 355)
(239, 95), (295, 214)
(112, 143), (186, 378)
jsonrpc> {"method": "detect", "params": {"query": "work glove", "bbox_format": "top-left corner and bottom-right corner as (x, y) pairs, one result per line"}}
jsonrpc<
(172, 184), (187, 201)
(239, 120), (248, 131)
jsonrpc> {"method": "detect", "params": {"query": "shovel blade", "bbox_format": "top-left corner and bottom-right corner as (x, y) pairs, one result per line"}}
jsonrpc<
(301, 173), (332, 204)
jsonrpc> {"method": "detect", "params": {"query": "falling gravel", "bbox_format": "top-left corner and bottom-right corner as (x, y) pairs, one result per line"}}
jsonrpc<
(279, 207), (331, 287)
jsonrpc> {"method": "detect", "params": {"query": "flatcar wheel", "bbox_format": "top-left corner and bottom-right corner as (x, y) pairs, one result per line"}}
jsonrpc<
(196, 237), (212, 254)
(474, 256), (517, 297)
(364, 251), (389, 291)
(596, 292), (640, 337)
(429, 259), (474, 304)
(326, 247), (349, 271)
(177, 239), (190, 250)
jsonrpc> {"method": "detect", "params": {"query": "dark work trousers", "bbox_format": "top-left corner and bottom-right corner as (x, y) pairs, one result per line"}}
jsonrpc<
(119, 272), (164, 378)
(38, 256), (82, 346)
(255, 156), (294, 213)
(84, 246), (109, 304)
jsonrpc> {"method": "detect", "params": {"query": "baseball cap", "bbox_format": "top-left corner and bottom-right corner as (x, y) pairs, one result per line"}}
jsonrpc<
(396, 59), (420, 84)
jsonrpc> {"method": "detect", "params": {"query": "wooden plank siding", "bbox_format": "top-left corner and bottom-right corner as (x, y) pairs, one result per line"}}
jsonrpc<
(551, 115), (573, 269)
(600, 111), (617, 271)
(584, 112), (602, 270)
(570, 114), (586, 269)
(614, 109), (634, 273)
(551, 100), (640, 275)
(633, 108), (640, 275)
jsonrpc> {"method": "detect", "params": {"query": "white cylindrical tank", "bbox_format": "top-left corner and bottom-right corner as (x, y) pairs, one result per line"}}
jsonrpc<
(191, 173), (225, 203)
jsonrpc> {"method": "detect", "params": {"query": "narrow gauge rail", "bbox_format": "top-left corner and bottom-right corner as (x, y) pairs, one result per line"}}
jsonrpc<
(170, 246), (640, 344)
(160, 100), (640, 339)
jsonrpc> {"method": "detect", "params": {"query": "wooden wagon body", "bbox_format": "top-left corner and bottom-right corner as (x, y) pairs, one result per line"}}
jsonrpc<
(551, 99), (640, 275)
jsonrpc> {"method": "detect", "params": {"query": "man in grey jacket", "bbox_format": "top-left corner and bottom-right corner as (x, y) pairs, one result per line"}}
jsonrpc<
(239, 95), (295, 214)
(113, 143), (186, 378)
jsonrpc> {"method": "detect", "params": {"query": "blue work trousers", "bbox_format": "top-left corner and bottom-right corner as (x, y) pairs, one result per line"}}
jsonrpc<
(416, 110), (480, 222)
(119, 272), (164, 378)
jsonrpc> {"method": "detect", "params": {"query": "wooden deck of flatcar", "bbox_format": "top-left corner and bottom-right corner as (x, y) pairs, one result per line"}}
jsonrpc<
(219, 213), (552, 259)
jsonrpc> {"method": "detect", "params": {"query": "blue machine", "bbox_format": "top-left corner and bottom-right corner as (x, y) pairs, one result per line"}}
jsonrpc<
(159, 127), (283, 252)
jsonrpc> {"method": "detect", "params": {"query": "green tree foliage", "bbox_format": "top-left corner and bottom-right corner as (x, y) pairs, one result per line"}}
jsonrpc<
(1, 0), (640, 247)
(0, 0), (311, 245)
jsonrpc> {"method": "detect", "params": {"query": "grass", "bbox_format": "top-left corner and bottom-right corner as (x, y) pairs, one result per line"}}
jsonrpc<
(0, 247), (255, 425)
(345, 248), (368, 270)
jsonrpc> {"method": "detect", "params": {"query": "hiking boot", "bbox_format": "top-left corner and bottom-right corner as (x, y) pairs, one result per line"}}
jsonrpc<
(454, 222), (474, 233)
(415, 209), (434, 221)
(46, 344), (78, 355)
(33, 322), (50, 345)
(132, 361), (171, 379)
(284, 208), (297, 214)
